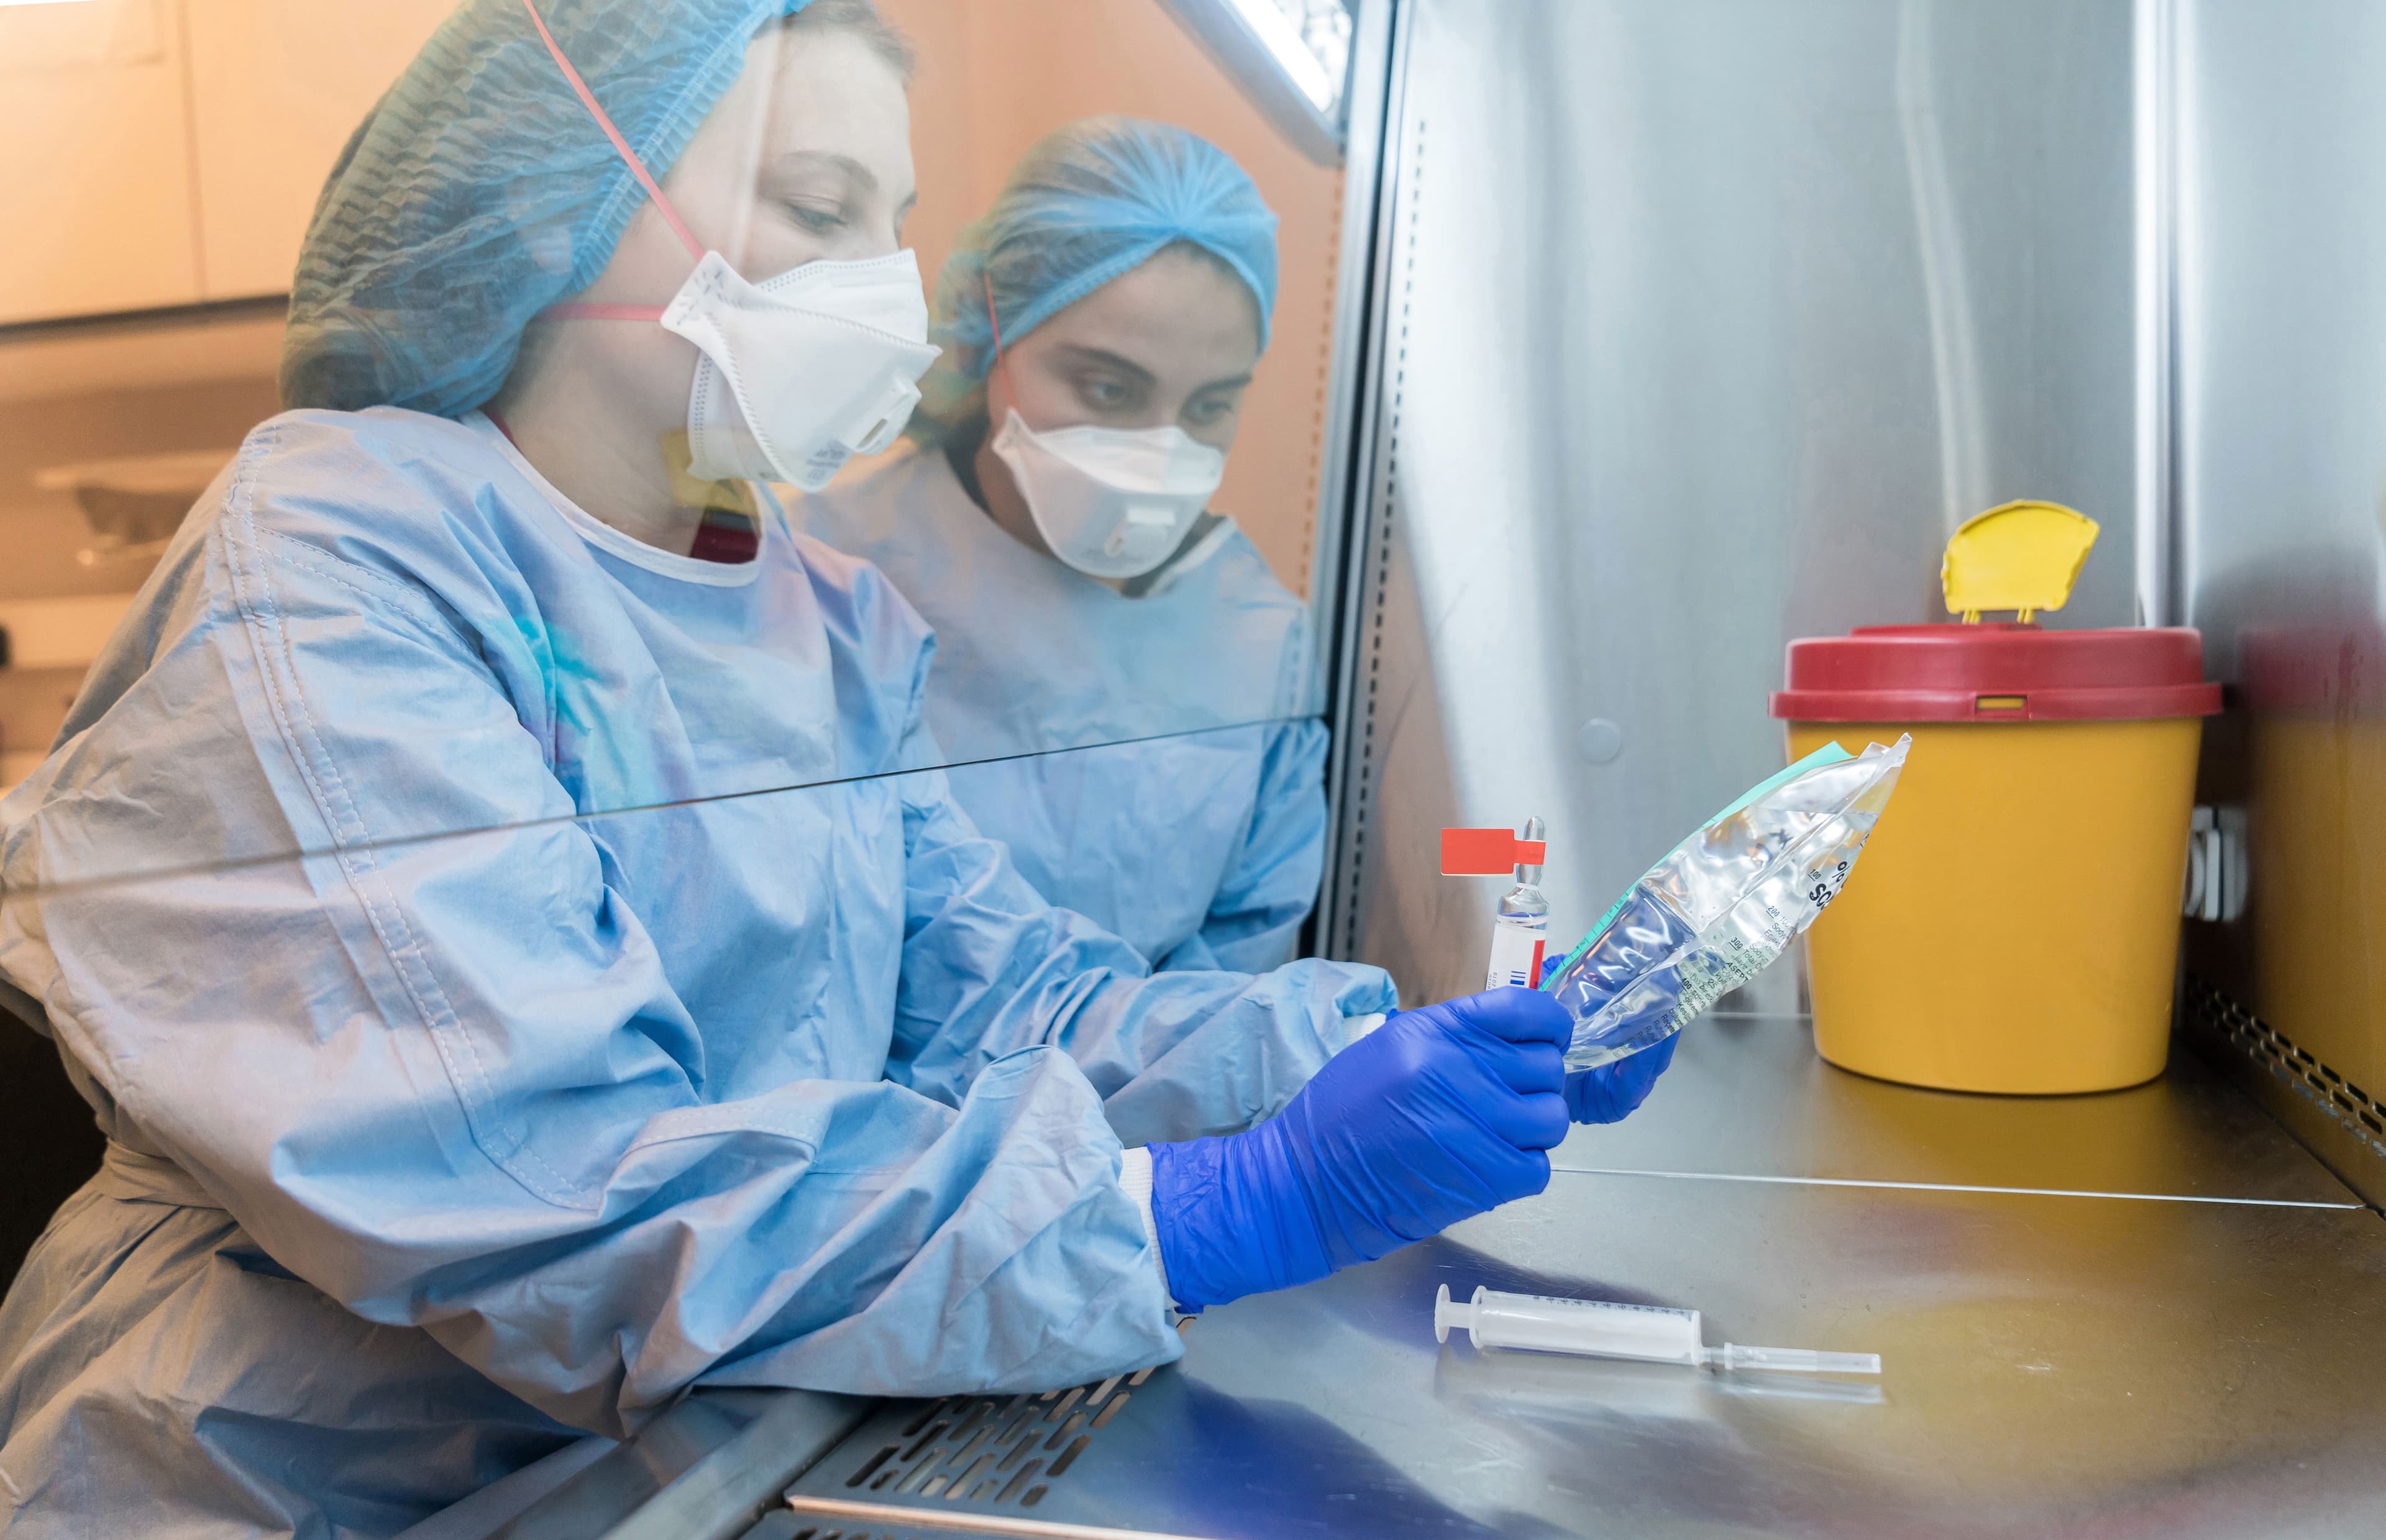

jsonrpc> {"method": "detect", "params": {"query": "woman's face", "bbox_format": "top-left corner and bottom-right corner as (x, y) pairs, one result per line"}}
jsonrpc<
(984, 245), (1263, 456)
(657, 24), (916, 274)
(552, 24), (917, 432)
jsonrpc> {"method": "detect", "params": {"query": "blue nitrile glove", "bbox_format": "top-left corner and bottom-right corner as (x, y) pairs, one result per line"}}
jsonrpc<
(1541, 952), (1679, 1124)
(1565, 1032), (1676, 1123)
(1148, 988), (1571, 1311)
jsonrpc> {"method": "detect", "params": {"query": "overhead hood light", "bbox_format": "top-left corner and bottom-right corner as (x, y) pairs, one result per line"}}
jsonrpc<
(1222, 0), (1337, 111)
(1155, 0), (1355, 167)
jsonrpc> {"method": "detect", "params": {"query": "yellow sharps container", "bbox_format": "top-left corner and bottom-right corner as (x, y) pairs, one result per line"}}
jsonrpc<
(1768, 503), (2221, 1093)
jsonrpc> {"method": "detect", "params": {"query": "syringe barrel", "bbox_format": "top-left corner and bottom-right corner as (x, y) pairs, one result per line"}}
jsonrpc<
(1461, 1287), (1704, 1364)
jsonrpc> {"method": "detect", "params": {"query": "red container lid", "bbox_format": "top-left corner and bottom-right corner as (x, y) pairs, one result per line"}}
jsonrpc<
(1770, 623), (2223, 723)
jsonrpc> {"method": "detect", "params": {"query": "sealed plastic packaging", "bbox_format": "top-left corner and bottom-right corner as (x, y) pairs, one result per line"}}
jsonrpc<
(1544, 736), (1911, 1070)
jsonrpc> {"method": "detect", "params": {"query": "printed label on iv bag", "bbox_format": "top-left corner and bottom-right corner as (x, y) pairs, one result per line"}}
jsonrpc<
(1486, 916), (1548, 990)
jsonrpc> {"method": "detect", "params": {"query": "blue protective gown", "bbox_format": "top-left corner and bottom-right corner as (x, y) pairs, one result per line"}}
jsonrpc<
(798, 449), (1328, 973)
(0, 408), (1392, 1539)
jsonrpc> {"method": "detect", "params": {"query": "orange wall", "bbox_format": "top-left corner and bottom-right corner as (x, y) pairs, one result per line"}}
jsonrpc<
(877, 0), (1346, 596)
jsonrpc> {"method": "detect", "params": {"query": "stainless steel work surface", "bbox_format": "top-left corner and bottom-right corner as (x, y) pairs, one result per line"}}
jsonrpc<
(787, 1176), (2386, 1539)
(1557, 1016), (2364, 1206)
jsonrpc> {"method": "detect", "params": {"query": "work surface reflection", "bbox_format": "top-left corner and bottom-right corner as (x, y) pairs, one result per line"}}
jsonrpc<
(773, 1018), (2386, 1540)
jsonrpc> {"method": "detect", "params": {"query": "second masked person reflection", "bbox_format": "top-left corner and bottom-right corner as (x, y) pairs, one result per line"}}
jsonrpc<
(802, 117), (1317, 973)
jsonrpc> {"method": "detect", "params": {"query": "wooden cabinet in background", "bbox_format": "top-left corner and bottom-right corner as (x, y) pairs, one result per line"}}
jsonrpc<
(2, 0), (453, 326)
(184, 0), (454, 301)
(1, 0), (202, 325)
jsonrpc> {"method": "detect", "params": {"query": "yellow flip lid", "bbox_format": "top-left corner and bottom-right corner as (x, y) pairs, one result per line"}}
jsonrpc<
(1941, 500), (2100, 624)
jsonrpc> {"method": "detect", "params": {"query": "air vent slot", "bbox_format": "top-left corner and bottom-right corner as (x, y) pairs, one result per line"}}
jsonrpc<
(2182, 970), (2386, 1208)
(818, 1365), (1154, 1511)
(740, 1508), (1002, 1540)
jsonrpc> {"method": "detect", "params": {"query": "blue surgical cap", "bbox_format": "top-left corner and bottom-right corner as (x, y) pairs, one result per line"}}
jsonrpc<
(281, 0), (815, 417)
(912, 116), (1279, 442)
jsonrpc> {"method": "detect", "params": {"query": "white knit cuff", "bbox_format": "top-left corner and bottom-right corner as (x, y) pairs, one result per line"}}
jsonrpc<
(1116, 1145), (1176, 1317)
(1346, 1011), (1388, 1043)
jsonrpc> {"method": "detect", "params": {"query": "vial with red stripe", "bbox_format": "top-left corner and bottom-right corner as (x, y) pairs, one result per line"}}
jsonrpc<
(1438, 819), (1555, 990)
(1484, 815), (1551, 990)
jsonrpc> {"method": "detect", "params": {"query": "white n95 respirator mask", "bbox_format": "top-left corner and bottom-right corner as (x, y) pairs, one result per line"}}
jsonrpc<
(990, 409), (1227, 580)
(664, 248), (939, 490)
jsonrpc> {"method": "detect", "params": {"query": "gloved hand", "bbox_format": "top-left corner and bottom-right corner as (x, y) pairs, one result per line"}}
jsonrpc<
(1148, 988), (1570, 1311)
(1541, 952), (1678, 1124)
(1565, 1031), (1675, 1122)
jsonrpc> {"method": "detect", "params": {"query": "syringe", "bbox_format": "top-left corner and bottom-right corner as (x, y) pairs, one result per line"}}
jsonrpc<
(1433, 1285), (1881, 1376)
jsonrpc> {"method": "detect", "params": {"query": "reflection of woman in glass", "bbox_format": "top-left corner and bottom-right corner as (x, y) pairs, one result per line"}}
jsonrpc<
(802, 117), (1324, 972)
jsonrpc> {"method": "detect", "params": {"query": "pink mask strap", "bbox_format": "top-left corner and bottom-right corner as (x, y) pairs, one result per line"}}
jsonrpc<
(523, 0), (703, 323)
(544, 300), (669, 321)
(985, 273), (1022, 403)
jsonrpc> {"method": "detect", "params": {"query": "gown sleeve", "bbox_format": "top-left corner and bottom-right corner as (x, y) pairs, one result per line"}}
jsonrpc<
(0, 439), (1202, 1436)
(1158, 716), (1332, 976)
(885, 735), (1389, 1150)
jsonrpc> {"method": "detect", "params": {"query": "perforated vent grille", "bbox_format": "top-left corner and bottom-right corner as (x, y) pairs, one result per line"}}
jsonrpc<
(2185, 973), (2386, 1157)
(828, 1367), (1153, 1511)
(747, 1521), (960, 1540)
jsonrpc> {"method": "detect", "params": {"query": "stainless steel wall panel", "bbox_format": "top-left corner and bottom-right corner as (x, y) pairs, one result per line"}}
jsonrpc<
(2173, 0), (2386, 1204)
(2174, 0), (2386, 682)
(1327, 0), (2143, 1006)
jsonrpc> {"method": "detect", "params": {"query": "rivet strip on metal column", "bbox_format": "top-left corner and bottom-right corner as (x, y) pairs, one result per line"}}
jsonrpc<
(1330, 111), (1428, 959)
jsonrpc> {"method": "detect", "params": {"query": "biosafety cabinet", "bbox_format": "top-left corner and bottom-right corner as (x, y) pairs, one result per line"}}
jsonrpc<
(10, 2), (2386, 1538)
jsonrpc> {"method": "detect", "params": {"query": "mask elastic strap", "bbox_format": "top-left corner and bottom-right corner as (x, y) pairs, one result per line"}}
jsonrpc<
(984, 273), (1026, 410)
(523, 0), (700, 322)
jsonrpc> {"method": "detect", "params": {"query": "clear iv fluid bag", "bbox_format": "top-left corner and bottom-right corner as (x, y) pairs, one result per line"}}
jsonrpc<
(1545, 736), (1911, 1071)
